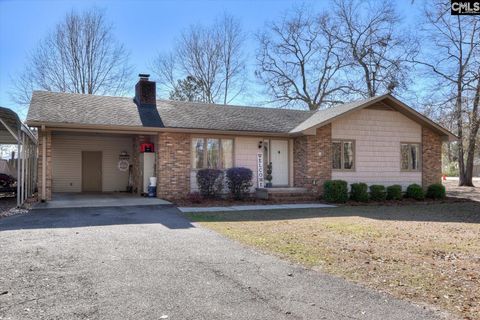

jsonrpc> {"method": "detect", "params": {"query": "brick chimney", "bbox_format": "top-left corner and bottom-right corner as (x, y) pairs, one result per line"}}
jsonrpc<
(135, 73), (156, 106)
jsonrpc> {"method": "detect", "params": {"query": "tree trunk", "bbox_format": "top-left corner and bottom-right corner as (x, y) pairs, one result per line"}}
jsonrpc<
(464, 145), (476, 187)
(463, 76), (480, 187)
(456, 76), (468, 186)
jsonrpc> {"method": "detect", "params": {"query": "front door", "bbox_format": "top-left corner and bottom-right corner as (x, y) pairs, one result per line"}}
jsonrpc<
(82, 151), (102, 192)
(270, 140), (289, 186)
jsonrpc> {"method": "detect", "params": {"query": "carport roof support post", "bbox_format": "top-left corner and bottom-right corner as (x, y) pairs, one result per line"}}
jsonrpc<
(42, 125), (46, 201)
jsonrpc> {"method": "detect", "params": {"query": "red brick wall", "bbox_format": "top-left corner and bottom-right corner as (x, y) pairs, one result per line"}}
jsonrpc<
(156, 133), (191, 200)
(293, 124), (332, 194)
(422, 127), (442, 187)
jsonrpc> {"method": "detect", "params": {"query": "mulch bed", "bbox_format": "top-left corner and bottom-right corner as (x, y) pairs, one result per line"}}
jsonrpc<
(174, 196), (473, 207)
(173, 197), (326, 207)
(341, 196), (474, 207)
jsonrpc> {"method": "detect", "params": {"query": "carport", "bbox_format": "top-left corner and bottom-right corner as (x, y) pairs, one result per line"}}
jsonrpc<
(0, 106), (37, 207)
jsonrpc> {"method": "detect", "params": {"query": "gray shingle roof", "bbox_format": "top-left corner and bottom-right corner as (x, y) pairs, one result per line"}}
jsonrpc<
(27, 91), (314, 133)
(26, 91), (456, 139)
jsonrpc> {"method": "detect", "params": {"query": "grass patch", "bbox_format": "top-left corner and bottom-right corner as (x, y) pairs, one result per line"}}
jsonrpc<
(186, 202), (480, 320)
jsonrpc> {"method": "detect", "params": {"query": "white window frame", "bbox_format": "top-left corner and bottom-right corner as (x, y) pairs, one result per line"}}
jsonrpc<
(332, 140), (355, 171)
(191, 137), (234, 170)
(400, 142), (422, 172)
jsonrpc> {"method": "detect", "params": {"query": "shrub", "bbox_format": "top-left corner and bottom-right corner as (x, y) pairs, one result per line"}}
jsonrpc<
(386, 185), (403, 200)
(196, 169), (224, 198)
(265, 162), (273, 186)
(426, 183), (446, 199)
(187, 191), (203, 204)
(323, 180), (348, 203)
(350, 183), (369, 202)
(226, 167), (253, 200)
(406, 183), (425, 200)
(369, 185), (387, 201)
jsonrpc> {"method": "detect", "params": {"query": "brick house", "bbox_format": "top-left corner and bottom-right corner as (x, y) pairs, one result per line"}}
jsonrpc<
(26, 75), (456, 201)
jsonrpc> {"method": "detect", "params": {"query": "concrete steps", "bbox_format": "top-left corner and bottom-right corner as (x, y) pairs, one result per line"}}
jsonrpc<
(255, 187), (318, 202)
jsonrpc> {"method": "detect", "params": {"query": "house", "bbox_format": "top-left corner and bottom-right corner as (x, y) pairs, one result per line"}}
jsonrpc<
(26, 74), (456, 201)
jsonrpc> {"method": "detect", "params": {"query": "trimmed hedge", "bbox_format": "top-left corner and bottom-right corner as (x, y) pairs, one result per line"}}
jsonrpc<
(426, 183), (446, 199)
(386, 185), (403, 200)
(226, 167), (253, 200)
(350, 183), (369, 202)
(196, 169), (224, 198)
(369, 185), (387, 201)
(406, 183), (425, 200)
(323, 180), (348, 203)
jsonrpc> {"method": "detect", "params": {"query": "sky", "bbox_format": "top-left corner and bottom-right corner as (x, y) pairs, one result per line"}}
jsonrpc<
(0, 0), (421, 118)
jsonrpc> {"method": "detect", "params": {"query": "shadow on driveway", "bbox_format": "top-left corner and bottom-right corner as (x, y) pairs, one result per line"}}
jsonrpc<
(0, 205), (194, 231)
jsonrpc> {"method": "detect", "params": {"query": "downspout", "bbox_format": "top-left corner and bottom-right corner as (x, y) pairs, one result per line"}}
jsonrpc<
(41, 125), (46, 202)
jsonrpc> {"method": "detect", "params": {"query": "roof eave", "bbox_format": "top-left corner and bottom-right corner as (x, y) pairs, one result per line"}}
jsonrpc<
(289, 94), (458, 141)
(27, 120), (294, 137)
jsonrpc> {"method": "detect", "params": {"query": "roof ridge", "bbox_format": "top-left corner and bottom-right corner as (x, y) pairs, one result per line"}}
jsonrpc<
(33, 90), (134, 100)
(32, 90), (313, 113)
(158, 98), (313, 113)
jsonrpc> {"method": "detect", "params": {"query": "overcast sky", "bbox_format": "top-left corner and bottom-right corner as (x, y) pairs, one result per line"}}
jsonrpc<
(0, 0), (420, 118)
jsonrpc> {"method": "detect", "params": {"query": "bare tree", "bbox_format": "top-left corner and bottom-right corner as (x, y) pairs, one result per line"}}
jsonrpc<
(216, 14), (247, 104)
(334, 0), (416, 97)
(152, 13), (246, 104)
(255, 8), (350, 111)
(11, 8), (132, 106)
(414, 0), (479, 186)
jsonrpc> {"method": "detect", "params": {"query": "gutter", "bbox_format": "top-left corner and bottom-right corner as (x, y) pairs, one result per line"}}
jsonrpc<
(26, 121), (297, 137)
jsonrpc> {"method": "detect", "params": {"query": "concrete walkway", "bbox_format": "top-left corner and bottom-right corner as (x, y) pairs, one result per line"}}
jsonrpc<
(34, 192), (171, 209)
(0, 206), (442, 320)
(178, 203), (335, 213)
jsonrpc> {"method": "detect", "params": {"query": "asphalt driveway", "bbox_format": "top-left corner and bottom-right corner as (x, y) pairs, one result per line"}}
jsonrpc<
(0, 206), (446, 320)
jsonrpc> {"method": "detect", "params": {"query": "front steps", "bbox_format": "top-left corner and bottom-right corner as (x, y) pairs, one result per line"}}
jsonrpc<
(255, 187), (318, 202)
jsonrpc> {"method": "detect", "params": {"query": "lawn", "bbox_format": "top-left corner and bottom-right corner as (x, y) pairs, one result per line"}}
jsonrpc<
(187, 202), (480, 320)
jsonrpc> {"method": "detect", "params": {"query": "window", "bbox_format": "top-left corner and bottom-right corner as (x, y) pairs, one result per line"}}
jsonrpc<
(401, 143), (420, 171)
(332, 140), (355, 170)
(192, 138), (205, 169)
(192, 138), (234, 169)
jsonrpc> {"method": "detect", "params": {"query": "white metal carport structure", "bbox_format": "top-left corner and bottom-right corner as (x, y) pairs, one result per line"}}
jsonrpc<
(0, 106), (37, 207)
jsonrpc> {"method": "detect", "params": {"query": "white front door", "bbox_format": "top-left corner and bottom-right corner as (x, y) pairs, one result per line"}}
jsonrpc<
(270, 140), (289, 186)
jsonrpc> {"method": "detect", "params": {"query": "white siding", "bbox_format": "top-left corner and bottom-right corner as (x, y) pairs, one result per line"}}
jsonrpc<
(331, 109), (422, 188)
(51, 133), (133, 192)
(189, 136), (264, 192)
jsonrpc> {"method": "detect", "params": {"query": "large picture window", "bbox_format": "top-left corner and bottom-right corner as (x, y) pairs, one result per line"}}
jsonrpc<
(401, 143), (420, 171)
(192, 138), (234, 169)
(332, 140), (355, 170)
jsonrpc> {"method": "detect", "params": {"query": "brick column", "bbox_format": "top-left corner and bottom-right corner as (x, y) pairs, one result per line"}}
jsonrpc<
(37, 128), (52, 201)
(293, 124), (332, 194)
(422, 127), (442, 187)
(157, 133), (191, 200)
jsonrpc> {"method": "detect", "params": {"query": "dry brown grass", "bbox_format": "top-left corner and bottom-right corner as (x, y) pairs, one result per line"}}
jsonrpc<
(187, 202), (480, 320)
